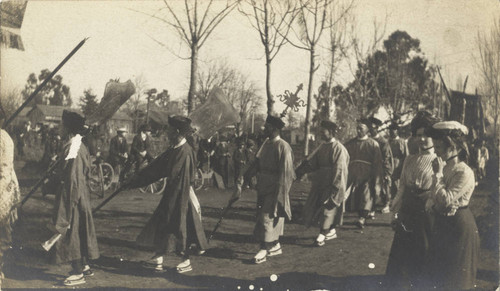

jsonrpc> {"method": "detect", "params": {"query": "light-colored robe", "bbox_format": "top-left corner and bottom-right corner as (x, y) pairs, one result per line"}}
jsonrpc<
(0, 129), (20, 287)
(345, 137), (383, 212)
(298, 139), (350, 227)
(254, 137), (295, 242)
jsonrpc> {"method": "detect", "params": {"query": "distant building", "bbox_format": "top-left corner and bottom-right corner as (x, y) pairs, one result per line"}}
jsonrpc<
(27, 105), (79, 126)
(102, 111), (133, 138)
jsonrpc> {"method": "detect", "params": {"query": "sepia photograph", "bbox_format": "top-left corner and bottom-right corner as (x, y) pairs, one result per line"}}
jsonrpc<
(0, 0), (499, 289)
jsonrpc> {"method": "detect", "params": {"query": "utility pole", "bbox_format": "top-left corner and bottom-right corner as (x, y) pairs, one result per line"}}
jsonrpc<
(145, 88), (157, 124)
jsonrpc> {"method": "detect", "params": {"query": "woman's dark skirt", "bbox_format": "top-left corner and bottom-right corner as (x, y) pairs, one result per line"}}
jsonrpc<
(385, 198), (434, 289)
(429, 207), (479, 290)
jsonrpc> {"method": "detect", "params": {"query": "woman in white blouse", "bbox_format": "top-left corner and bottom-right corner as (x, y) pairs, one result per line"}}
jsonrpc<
(385, 111), (438, 289)
(427, 121), (479, 290)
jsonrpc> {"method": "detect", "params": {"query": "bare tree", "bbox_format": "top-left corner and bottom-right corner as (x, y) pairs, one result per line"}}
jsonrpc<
(285, 0), (331, 155)
(196, 60), (236, 106)
(344, 14), (387, 113)
(197, 61), (262, 133)
(142, 0), (238, 113)
(476, 17), (500, 143)
(125, 74), (148, 130)
(321, 0), (354, 119)
(239, 0), (299, 115)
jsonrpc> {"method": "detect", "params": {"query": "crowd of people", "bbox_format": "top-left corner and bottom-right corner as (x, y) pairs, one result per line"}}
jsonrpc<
(0, 105), (493, 289)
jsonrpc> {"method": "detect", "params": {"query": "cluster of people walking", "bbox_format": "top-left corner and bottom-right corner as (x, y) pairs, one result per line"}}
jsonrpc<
(0, 106), (484, 289)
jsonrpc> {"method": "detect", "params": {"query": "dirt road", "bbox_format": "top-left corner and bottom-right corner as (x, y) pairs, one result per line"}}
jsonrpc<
(3, 170), (498, 290)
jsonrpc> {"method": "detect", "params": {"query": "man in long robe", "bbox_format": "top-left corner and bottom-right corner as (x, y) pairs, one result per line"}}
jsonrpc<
(252, 115), (295, 264)
(368, 117), (394, 215)
(0, 128), (21, 289)
(388, 123), (408, 206)
(345, 121), (383, 228)
(295, 120), (349, 247)
(52, 110), (99, 286)
(127, 116), (207, 273)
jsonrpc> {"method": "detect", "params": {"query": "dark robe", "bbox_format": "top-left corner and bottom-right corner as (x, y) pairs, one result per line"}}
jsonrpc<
(131, 142), (208, 254)
(53, 135), (99, 264)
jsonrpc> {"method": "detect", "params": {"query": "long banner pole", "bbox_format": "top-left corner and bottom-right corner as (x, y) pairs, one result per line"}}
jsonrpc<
(3, 38), (88, 129)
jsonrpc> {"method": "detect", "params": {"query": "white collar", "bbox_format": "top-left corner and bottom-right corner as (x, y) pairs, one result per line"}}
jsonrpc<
(325, 137), (335, 144)
(358, 136), (368, 141)
(174, 138), (187, 149)
(65, 134), (82, 160)
(271, 135), (281, 142)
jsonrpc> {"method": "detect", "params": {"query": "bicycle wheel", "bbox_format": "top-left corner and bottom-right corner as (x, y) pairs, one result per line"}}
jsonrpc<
(139, 178), (166, 195)
(89, 163), (114, 197)
(193, 168), (204, 191)
(100, 163), (114, 191)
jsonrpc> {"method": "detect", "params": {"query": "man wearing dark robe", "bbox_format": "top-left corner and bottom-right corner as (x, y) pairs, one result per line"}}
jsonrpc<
(345, 120), (383, 228)
(252, 115), (295, 264)
(388, 123), (408, 206)
(108, 127), (129, 174)
(126, 116), (207, 273)
(296, 120), (350, 246)
(368, 117), (394, 215)
(51, 110), (99, 286)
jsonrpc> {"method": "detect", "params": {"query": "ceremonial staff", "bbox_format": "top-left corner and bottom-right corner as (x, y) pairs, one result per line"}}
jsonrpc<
(208, 84), (305, 242)
(19, 79), (136, 207)
(3, 38), (89, 129)
(93, 87), (240, 214)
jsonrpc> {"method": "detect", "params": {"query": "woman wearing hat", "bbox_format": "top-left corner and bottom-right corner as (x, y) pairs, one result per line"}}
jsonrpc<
(51, 110), (99, 286)
(385, 111), (439, 289)
(127, 116), (208, 273)
(427, 121), (479, 290)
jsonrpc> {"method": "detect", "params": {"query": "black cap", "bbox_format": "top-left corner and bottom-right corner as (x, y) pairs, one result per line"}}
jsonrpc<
(388, 122), (400, 130)
(139, 124), (152, 132)
(168, 116), (194, 135)
(368, 116), (383, 127)
(320, 120), (338, 132)
(266, 115), (285, 129)
(62, 110), (85, 134)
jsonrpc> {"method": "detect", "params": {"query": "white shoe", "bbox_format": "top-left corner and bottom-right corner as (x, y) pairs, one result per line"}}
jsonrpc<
(368, 211), (376, 219)
(253, 249), (267, 264)
(325, 229), (337, 240)
(381, 205), (391, 214)
(267, 243), (282, 256)
(356, 217), (366, 229)
(63, 274), (85, 286)
(176, 259), (192, 273)
(144, 255), (163, 272)
(315, 234), (326, 247)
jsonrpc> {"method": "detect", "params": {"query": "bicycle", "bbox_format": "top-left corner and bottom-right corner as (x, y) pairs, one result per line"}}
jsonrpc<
(193, 150), (214, 190)
(88, 154), (114, 198)
(120, 156), (167, 195)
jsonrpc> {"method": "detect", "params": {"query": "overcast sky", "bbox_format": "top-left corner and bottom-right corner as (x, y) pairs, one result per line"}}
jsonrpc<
(1, 0), (499, 116)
